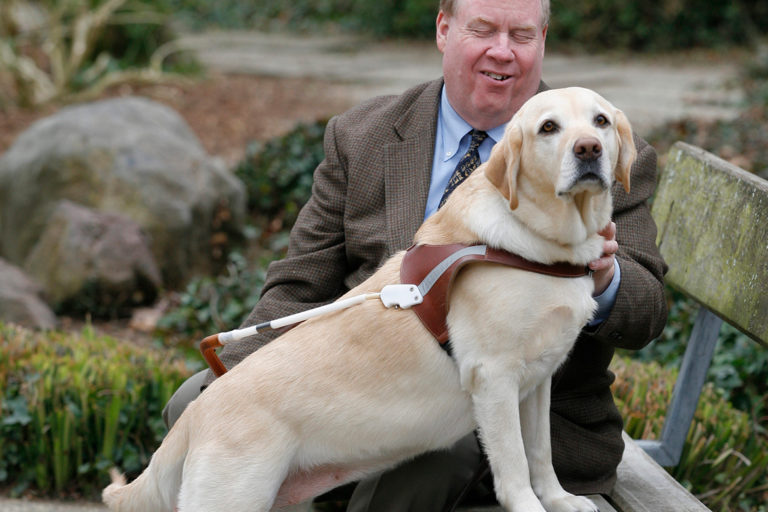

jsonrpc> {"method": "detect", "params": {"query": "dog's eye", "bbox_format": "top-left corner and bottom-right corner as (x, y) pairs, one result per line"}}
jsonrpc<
(595, 114), (610, 127)
(539, 120), (559, 134)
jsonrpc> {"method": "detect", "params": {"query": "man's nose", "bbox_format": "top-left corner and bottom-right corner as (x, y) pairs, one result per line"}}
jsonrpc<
(486, 33), (514, 60)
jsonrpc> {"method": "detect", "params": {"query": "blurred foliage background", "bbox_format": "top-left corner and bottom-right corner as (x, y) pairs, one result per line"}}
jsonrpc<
(2, 0), (767, 509)
(164, 0), (768, 52)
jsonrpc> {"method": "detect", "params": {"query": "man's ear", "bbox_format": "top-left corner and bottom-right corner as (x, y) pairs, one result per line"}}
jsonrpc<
(614, 109), (635, 194)
(436, 10), (449, 53)
(484, 124), (522, 210)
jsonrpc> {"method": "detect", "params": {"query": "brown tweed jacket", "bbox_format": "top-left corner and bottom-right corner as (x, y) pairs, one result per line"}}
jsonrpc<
(210, 79), (668, 494)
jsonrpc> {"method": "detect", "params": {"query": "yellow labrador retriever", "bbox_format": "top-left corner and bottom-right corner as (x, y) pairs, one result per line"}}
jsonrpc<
(103, 87), (634, 512)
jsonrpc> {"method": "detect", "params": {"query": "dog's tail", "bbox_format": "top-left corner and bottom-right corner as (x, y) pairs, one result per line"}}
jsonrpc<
(102, 420), (188, 511)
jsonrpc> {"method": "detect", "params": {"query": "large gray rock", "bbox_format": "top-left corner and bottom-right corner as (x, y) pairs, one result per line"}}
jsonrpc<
(0, 96), (246, 287)
(25, 200), (162, 315)
(0, 258), (56, 330)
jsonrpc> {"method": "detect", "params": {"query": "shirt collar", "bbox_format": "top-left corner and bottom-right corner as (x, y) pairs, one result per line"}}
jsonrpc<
(439, 85), (507, 161)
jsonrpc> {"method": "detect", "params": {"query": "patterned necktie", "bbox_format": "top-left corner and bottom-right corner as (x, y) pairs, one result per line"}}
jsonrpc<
(439, 129), (488, 209)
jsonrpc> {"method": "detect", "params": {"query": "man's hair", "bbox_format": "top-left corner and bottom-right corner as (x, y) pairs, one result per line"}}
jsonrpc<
(438, 0), (551, 27)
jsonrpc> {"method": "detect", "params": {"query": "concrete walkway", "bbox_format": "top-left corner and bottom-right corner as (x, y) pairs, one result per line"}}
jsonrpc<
(1, 30), (745, 512)
(177, 30), (744, 136)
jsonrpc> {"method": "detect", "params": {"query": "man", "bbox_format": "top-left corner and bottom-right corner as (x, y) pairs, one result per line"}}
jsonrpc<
(164, 0), (667, 509)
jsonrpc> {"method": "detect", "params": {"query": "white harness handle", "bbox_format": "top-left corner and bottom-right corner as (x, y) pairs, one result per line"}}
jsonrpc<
(216, 285), (423, 345)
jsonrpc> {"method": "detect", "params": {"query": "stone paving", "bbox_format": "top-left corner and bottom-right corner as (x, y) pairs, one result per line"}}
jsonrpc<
(177, 30), (743, 136)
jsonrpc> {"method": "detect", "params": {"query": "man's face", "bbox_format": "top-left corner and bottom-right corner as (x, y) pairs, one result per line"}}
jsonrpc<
(436, 0), (547, 130)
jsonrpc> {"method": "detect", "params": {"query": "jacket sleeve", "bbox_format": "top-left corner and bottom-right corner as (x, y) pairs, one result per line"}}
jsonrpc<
(214, 115), (352, 371)
(591, 135), (668, 350)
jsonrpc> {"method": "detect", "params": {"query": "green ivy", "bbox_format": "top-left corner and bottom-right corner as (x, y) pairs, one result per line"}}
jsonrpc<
(156, 251), (273, 344)
(234, 120), (327, 228)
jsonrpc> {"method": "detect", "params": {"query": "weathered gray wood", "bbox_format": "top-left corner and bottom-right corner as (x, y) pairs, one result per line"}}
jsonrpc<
(651, 141), (768, 344)
(457, 495), (611, 511)
(610, 433), (709, 512)
(636, 308), (723, 466)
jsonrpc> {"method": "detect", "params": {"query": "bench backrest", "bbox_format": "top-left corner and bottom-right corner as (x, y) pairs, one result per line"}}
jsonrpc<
(638, 141), (768, 466)
(652, 141), (768, 342)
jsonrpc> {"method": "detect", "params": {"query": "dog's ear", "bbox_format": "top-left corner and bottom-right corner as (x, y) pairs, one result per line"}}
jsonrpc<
(484, 124), (522, 210)
(614, 109), (635, 194)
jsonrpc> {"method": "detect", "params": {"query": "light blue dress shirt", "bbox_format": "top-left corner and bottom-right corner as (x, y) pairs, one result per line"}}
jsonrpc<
(424, 87), (505, 220)
(424, 85), (619, 326)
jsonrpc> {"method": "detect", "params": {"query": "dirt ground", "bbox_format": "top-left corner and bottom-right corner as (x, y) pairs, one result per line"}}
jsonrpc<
(0, 73), (357, 166)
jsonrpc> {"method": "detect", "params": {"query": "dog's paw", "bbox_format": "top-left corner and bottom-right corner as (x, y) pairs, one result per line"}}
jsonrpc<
(541, 493), (599, 512)
(498, 488), (547, 512)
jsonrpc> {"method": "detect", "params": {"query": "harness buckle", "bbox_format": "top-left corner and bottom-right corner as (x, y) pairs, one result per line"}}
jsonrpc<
(379, 284), (424, 309)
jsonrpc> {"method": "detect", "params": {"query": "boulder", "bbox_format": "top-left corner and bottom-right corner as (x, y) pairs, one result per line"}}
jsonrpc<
(25, 200), (162, 316)
(0, 258), (56, 330)
(0, 96), (246, 287)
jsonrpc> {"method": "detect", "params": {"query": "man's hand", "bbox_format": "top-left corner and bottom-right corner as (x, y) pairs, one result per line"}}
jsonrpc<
(590, 222), (618, 296)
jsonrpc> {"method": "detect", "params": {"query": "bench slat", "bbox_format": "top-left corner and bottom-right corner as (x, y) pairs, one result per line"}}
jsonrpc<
(610, 433), (709, 512)
(457, 495), (613, 511)
(651, 142), (768, 344)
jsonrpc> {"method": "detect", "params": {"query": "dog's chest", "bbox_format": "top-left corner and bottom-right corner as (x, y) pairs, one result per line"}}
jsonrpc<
(400, 243), (590, 346)
(446, 264), (596, 381)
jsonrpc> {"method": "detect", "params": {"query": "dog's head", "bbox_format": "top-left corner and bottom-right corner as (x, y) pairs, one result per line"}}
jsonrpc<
(485, 87), (635, 213)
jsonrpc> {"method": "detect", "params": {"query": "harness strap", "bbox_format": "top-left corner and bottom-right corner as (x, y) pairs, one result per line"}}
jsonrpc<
(400, 243), (590, 344)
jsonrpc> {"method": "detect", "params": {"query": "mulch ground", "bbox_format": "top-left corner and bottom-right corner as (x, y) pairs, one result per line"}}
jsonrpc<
(0, 73), (356, 166)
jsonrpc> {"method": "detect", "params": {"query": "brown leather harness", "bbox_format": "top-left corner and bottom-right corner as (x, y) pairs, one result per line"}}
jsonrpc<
(400, 243), (590, 345)
(200, 243), (590, 376)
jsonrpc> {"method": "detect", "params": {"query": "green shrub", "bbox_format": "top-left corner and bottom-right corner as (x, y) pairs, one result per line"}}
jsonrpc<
(612, 357), (768, 511)
(156, 251), (272, 344)
(626, 287), (768, 429)
(548, 0), (767, 52)
(348, 0), (437, 38)
(0, 322), (193, 497)
(0, 0), (190, 107)
(168, 0), (767, 51)
(91, 0), (177, 70)
(234, 119), (326, 227)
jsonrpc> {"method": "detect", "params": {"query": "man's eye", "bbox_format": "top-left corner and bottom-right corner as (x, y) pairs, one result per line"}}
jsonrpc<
(511, 31), (535, 43)
(539, 120), (559, 134)
(595, 114), (610, 127)
(470, 27), (494, 37)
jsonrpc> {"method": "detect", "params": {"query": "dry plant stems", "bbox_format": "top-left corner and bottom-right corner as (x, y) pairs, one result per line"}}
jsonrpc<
(0, 0), (182, 107)
(612, 357), (768, 511)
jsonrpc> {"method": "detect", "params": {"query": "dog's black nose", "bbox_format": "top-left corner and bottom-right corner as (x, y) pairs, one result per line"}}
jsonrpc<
(574, 137), (602, 161)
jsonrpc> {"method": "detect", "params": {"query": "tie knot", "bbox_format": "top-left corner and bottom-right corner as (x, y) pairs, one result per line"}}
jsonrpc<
(468, 130), (488, 150)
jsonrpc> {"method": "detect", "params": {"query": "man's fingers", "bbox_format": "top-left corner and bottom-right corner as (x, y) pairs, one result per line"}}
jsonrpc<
(598, 221), (617, 240)
(589, 255), (614, 271)
(603, 239), (618, 256)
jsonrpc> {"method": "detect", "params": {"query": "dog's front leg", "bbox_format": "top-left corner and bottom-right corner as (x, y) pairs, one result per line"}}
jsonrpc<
(468, 363), (547, 512)
(520, 378), (598, 512)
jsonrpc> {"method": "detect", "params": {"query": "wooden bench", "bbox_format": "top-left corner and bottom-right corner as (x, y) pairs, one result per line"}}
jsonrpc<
(606, 141), (768, 511)
(463, 141), (768, 512)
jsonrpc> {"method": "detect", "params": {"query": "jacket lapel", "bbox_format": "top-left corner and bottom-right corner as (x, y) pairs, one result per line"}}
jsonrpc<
(384, 80), (442, 253)
(382, 80), (545, 253)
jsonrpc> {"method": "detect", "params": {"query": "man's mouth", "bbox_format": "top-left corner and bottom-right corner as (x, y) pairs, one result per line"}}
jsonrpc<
(482, 71), (511, 81)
